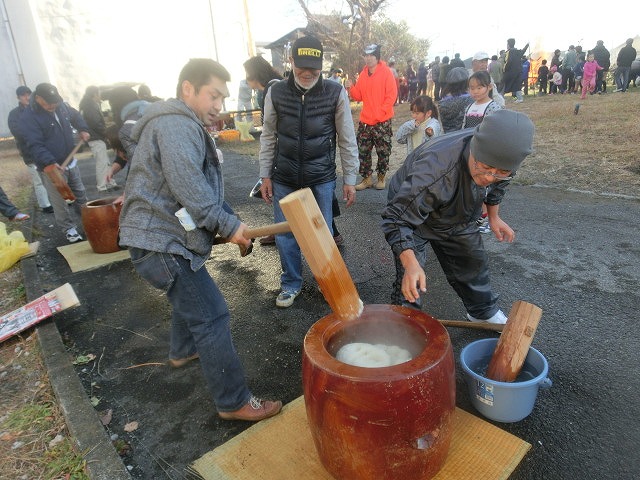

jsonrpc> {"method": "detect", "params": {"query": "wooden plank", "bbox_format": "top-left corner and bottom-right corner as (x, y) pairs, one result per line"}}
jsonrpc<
(279, 188), (362, 321)
(189, 396), (531, 480)
(20, 241), (40, 259)
(486, 301), (543, 382)
(0, 283), (80, 343)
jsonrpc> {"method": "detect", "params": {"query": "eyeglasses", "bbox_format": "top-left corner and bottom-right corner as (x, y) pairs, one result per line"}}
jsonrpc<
(473, 160), (513, 181)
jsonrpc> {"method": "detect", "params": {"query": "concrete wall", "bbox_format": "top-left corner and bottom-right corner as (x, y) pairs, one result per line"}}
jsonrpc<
(0, 0), (255, 136)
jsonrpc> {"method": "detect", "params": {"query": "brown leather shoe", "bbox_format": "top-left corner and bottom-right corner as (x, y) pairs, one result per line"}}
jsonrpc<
(259, 234), (276, 245)
(219, 396), (283, 421)
(167, 352), (199, 368)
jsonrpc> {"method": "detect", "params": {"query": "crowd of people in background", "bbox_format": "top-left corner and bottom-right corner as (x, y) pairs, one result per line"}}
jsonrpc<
(334, 37), (637, 106)
(319, 35), (637, 236)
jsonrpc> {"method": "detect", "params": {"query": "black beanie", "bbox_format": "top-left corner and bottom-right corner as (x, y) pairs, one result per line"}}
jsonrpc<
(470, 110), (535, 171)
(364, 44), (381, 61)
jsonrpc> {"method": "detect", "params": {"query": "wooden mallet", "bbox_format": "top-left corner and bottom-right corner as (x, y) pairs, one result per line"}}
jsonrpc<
(486, 300), (543, 382)
(43, 141), (85, 202)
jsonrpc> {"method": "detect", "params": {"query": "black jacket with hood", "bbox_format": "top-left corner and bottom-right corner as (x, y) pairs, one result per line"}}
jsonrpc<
(382, 128), (509, 255)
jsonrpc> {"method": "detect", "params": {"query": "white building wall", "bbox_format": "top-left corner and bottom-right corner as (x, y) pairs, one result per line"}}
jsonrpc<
(1, 0), (255, 136)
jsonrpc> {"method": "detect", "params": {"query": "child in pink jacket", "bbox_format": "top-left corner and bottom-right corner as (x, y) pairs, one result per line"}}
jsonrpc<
(581, 52), (603, 99)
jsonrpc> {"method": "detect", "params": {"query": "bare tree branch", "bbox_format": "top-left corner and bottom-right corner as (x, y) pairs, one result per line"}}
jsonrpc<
(290, 1), (430, 80)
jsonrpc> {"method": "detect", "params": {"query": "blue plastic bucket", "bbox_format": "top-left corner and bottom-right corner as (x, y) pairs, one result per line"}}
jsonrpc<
(460, 338), (552, 423)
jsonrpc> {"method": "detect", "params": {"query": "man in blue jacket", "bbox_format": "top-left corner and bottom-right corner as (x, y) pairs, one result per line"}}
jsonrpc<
(7, 85), (52, 213)
(382, 110), (534, 324)
(19, 83), (90, 243)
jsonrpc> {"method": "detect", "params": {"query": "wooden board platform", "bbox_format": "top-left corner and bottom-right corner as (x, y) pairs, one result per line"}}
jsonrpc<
(57, 241), (130, 273)
(189, 396), (530, 480)
(20, 241), (40, 259)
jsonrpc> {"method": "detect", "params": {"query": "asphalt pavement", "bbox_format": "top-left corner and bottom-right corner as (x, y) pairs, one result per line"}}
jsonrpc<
(21, 148), (640, 479)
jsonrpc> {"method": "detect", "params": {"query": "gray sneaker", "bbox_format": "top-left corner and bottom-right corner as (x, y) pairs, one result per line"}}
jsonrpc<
(66, 228), (83, 243)
(276, 290), (300, 308)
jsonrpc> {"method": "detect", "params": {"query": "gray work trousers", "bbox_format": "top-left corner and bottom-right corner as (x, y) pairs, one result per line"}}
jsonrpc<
(41, 164), (88, 233)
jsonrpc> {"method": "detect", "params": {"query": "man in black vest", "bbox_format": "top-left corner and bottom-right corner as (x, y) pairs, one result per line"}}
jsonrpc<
(258, 35), (359, 308)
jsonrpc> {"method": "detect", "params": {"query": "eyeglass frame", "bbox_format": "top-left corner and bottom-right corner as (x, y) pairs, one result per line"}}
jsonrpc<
(473, 159), (513, 181)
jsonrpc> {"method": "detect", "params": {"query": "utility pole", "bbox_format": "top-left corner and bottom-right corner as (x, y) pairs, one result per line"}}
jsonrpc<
(242, 0), (255, 57)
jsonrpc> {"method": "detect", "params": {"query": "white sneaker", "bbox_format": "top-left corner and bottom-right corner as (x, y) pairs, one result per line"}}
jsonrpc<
(466, 309), (508, 324)
(66, 228), (83, 243)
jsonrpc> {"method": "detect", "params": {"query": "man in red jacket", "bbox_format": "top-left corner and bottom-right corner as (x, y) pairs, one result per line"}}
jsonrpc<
(350, 44), (398, 190)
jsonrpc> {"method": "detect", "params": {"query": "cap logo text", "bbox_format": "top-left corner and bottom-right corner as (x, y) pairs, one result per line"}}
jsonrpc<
(297, 48), (321, 58)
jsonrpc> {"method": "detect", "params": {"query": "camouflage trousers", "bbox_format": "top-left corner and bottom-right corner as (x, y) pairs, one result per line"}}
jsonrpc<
(356, 119), (393, 177)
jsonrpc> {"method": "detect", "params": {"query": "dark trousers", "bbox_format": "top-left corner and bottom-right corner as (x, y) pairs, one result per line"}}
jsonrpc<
(539, 79), (548, 93)
(561, 68), (575, 92)
(391, 230), (499, 319)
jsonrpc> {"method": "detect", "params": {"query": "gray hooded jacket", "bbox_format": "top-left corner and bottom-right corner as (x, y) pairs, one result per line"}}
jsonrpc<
(119, 98), (240, 270)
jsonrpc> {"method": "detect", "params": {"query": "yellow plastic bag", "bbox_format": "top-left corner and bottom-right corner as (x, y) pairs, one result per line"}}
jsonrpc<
(0, 222), (31, 273)
(235, 119), (255, 142)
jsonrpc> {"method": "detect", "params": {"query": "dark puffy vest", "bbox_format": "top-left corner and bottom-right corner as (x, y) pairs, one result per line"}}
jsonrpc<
(269, 76), (342, 188)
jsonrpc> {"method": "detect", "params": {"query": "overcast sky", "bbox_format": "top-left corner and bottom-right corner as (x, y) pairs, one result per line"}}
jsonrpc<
(247, 0), (638, 60)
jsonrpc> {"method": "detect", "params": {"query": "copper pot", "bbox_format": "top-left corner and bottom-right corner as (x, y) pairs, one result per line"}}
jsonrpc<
(302, 304), (456, 480)
(81, 197), (122, 253)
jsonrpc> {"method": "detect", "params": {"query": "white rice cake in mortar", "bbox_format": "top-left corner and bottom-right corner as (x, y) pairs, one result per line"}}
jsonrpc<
(336, 342), (412, 368)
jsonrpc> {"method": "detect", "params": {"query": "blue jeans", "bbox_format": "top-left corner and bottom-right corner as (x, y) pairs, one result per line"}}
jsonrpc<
(273, 180), (336, 292)
(0, 185), (19, 219)
(616, 66), (631, 91)
(129, 248), (251, 412)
